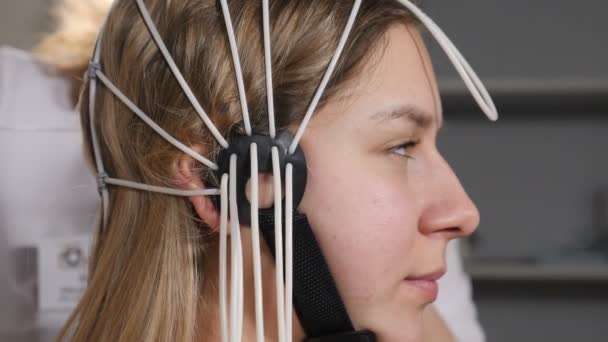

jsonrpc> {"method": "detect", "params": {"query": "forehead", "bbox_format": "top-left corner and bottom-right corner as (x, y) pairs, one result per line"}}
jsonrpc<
(314, 24), (443, 130)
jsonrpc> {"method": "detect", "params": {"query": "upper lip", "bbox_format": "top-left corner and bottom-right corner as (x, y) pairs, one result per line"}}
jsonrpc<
(405, 268), (446, 281)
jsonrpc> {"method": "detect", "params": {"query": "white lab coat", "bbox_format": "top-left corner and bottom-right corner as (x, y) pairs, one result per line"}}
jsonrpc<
(0, 46), (98, 342)
(437, 240), (486, 342)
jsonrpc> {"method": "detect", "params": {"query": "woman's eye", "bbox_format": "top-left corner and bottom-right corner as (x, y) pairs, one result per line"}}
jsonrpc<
(391, 140), (420, 158)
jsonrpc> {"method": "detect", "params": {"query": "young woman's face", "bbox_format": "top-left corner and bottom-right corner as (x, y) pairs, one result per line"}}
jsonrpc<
(298, 24), (480, 341)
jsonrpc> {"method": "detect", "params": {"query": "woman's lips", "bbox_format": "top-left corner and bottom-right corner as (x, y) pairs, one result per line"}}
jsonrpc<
(404, 269), (445, 301)
(404, 279), (439, 301)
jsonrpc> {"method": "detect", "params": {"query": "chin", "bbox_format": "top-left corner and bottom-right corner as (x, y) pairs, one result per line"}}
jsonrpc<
(376, 325), (423, 342)
(363, 309), (425, 342)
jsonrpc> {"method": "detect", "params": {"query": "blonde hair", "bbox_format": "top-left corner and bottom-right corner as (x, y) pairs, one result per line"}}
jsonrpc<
(33, 0), (113, 103)
(59, 0), (416, 340)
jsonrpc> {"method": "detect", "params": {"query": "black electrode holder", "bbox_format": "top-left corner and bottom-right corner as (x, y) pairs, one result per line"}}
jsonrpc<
(214, 130), (307, 224)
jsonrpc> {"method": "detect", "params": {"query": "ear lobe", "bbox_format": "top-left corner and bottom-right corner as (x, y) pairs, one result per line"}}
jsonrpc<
(174, 152), (220, 232)
(245, 173), (276, 209)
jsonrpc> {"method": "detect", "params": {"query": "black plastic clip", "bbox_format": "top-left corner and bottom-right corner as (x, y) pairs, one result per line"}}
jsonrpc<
(88, 62), (101, 79)
(214, 129), (308, 225)
(97, 172), (109, 193)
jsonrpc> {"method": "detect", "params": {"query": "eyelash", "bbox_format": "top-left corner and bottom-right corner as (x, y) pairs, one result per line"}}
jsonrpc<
(391, 140), (420, 159)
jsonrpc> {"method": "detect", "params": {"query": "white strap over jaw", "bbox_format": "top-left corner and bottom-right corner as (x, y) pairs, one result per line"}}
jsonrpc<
(88, 1), (499, 341)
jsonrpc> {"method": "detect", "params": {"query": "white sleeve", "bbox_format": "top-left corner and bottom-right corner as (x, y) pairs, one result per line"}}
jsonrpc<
(0, 46), (39, 340)
(0, 46), (98, 342)
(0, 46), (6, 115)
(435, 240), (486, 342)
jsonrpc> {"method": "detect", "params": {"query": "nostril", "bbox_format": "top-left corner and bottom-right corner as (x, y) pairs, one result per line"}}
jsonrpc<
(444, 227), (462, 238)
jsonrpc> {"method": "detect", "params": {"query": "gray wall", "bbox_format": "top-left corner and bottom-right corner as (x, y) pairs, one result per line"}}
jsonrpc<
(424, 0), (608, 82)
(441, 118), (608, 258)
(0, 0), (52, 49)
(439, 117), (608, 342)
(424, 1), (608, 341)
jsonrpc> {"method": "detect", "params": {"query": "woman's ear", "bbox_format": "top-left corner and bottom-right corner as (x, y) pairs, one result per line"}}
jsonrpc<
(173, 147), (220, 232)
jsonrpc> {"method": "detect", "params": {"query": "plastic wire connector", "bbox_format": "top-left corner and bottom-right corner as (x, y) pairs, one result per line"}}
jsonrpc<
(96, 172), (109, 193)
(88, 62), (101, 79)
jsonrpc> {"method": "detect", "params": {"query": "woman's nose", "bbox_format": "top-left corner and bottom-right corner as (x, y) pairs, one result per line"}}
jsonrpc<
(418, 156), (480, 240)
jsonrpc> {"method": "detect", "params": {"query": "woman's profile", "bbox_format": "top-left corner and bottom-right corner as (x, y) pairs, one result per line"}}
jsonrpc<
(58, 0), (495, 341)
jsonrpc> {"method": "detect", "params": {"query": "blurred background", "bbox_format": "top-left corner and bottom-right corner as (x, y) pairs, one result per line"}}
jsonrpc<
(1, 0), (607, 341)
(423, 1), (608, 342)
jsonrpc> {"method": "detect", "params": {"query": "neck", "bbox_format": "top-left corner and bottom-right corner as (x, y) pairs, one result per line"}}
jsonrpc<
(197, 231), (306, 341)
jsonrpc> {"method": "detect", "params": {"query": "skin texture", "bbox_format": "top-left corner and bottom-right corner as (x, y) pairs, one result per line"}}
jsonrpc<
(179, 24), (478, 342)
(423, 306), (455, 341)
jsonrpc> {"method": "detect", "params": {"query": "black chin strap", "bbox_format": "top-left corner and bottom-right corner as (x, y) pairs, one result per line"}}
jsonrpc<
(258, 208), (376, 342)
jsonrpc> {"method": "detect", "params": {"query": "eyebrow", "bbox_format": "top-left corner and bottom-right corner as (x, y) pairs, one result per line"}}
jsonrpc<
(371, 104), (442, 131)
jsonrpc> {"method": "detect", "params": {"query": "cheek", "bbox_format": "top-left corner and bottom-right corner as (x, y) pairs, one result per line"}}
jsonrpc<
(299, 160), (419, 301)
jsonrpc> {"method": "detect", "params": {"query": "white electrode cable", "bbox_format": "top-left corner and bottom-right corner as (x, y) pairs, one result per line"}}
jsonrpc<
(271, 147), (286, 342)
(94, 70), (219, 171)
(104, 176), (220, 196)
(395, 0), (498, 121)
(250, 143), (266, 342)
(229, 155), (245, 342)
(90, 0), (225, 232)
(219, 174), (230, 342)
(262, 1), (289, 337)
(262, 0), (276, 138)
(89, 31), (111, 228)
(220, 0), (253, 136)
(289, 0), (362, 155)
(284, 163), (294, 342)
(289, 0), (500, 156)
(230, 161), (245, 341)
(135, 0), (229, 148)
